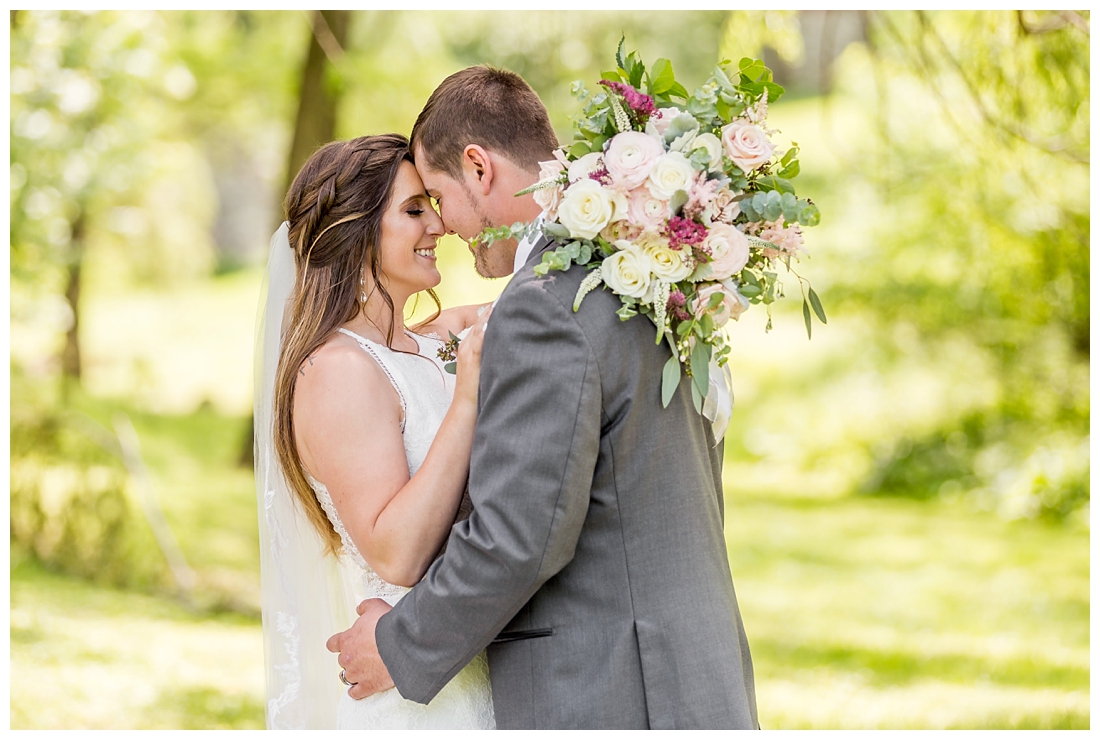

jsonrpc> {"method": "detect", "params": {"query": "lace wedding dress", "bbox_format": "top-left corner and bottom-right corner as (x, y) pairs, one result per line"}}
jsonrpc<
(305, 327), (495, 730)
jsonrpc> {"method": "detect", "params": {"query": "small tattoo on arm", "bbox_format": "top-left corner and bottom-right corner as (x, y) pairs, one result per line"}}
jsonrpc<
(299, 355), (316, 376)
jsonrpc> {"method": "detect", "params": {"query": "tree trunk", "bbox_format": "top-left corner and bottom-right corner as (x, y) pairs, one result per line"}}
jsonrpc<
(242, 10), (351, 468)
(61, 213), (86, 382)
(284, 9), (352, 193)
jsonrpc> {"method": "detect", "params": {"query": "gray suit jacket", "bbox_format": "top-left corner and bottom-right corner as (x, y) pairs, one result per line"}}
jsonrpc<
(376, 239), (759, 729)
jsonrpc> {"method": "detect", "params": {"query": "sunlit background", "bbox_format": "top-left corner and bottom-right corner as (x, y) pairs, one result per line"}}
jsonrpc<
(9, 10), (1089, 729)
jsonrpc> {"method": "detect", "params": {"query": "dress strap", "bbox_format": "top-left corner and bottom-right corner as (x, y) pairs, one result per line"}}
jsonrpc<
(337, 328), (406, 433)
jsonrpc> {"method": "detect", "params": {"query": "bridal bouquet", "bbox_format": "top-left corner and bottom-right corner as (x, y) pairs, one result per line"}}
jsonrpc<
(478, 40), (824, 412)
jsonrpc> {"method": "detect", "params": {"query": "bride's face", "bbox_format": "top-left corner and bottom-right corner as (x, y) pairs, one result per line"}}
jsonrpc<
(375, 161), (446, 297)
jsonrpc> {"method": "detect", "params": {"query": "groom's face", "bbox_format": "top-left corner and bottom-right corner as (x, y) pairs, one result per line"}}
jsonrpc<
(414, 149), (514, 279)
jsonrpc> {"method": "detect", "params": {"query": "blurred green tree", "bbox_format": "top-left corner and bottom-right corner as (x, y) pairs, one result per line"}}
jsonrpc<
(10, 11), (187, 383)
(829, 10), (1089, 517)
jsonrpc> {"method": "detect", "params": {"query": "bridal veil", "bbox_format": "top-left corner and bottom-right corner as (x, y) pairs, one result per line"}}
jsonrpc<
(254, 222), (355, 728)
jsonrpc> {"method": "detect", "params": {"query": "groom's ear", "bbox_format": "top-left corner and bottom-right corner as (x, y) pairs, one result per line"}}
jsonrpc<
(461, 145), (493, 196)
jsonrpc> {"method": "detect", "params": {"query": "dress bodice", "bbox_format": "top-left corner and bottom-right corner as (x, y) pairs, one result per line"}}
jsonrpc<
(306, 327), (455, 606)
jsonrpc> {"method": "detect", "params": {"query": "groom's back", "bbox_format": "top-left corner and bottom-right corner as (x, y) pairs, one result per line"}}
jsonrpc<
(480, 254), (758, 730)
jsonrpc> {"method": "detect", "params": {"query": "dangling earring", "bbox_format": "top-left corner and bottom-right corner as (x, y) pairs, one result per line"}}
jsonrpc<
(359, 268), (369, 306)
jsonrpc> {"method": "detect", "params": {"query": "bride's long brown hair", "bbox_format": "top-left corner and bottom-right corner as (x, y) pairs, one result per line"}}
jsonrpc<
(273, 134), (440, 555)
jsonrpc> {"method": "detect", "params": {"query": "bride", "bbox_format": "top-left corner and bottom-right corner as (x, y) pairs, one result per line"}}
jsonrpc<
(254, 133), (495, 729)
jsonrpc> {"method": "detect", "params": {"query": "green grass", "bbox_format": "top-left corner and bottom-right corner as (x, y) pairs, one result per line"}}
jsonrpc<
(10, 555), (264, 730)
(727, 493), (1090, 729)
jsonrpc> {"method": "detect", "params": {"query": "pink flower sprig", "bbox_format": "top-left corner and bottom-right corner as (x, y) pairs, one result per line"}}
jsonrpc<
(667, 216), (707, 250)
(599, 79), (656, 122)
(667, 289), (692, 322)
(587, 164), (613, 187)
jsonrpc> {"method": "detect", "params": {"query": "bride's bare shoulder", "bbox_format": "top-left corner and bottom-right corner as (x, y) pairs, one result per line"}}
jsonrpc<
(293, 332), (395, 408)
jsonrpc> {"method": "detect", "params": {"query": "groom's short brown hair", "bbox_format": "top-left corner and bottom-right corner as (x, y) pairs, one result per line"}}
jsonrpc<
(411, 65), (558, 178)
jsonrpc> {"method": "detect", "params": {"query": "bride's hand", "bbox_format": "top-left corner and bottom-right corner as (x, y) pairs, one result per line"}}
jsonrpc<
(454, 306), (492, 407)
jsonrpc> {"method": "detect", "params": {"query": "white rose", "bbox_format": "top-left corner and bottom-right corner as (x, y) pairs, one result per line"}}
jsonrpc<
(690, 132), (724, 171)
(721, 119), (774, 173)
(531, 159), (565, 220)
(644, 240), (694, 282)
(602, 241), (653, 299)
(646, 151), (696, 201)
(557, 179), (616, 240)
(568, 152), (604, 183)
(603, 131), (664, 191)
(702, 222), (750, 280)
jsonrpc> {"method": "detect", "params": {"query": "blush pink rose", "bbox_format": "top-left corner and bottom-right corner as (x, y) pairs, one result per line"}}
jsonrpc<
(648, 106), (686, 137)
(721, 119), (774, 173)
(627, 186), (669, 232)
(604, 131), (664, 191)
(693, 282), (748, 327)
(703, 223), (750, 280)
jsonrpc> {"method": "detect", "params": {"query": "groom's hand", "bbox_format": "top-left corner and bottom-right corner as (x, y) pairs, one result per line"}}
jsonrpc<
(326, 598), (396, 700)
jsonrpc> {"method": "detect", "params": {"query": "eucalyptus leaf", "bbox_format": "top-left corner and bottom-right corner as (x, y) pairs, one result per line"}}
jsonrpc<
(444, 361), (457, 375)
(543, 221), (571, 239)
(569, 141), (592, 158)
(803, 299), (812, 339)
(661, 354), (681, 408)
(808, 286), (827, 324)
(690, 340), (710, 397)
(798, 203), (821, 227)
(690, 379), (703, 414)
(713, 64), (734, 90)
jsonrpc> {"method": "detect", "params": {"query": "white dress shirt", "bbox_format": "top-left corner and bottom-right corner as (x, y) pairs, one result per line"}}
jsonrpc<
(512, 213), (547, 274)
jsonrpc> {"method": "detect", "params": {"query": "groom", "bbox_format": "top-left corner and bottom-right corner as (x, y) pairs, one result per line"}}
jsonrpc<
(328, 65), (759, 730)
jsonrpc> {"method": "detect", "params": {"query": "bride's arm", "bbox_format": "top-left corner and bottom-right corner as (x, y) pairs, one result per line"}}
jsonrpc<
(294, 322), (487, 587)
(415, 302), (492, 339)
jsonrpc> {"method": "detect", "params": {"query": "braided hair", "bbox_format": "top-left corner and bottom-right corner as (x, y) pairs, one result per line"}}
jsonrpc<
(273, 134), (424, 554)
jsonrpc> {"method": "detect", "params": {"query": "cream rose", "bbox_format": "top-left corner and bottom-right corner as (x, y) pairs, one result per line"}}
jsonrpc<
(626, 186), (669, 232)
(567, 152), (604, 183)
(644, 240), (693, 282)
(557, 179), (616, 240)
(531, 159), (565, 220)
(646, 151), (696, 201)
(703, 223), (750, 280)
(603, 131), (664, 191)
(602, 241), (653, 299)
(721, 119), (774, 173)
(690, 132), (724, 171)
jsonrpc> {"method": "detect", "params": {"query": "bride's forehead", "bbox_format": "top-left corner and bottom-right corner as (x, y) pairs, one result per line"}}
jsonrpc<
(391, 162), (427, 196)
